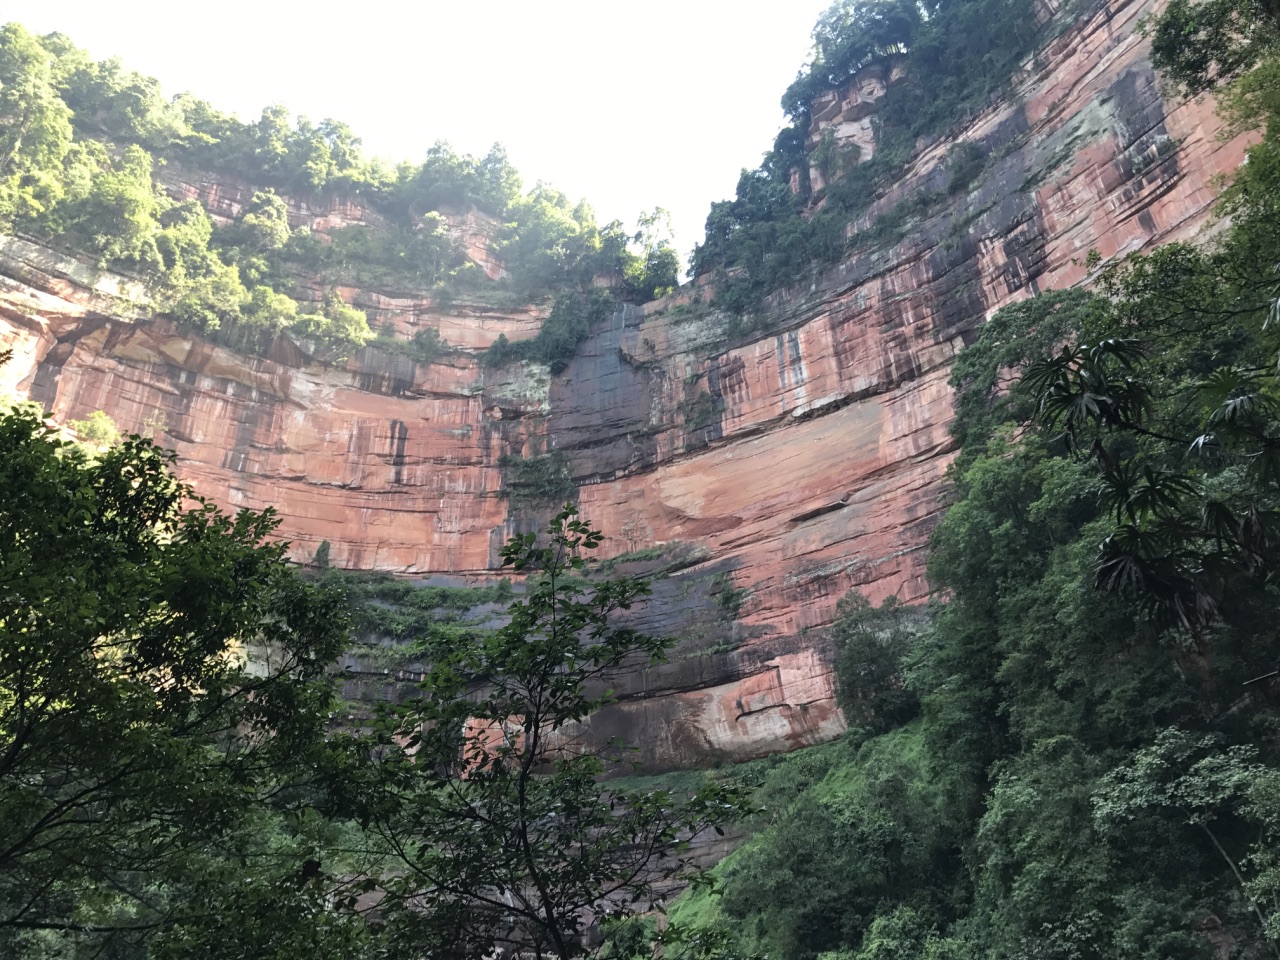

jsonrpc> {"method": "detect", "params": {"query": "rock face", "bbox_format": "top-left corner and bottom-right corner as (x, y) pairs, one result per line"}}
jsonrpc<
(805, 58), (908, 184)
(0, 0), (1254, 768)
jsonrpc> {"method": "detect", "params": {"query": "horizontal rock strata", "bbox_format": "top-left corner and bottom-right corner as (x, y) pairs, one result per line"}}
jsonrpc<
(0, 0), (1253, 767)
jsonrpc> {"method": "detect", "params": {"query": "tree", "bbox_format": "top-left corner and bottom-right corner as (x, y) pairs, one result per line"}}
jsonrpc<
(831, 593), (926, 733)
(236, 189), (293, 253)
(291, 289), (372, 358)
(369, 505), (747, 960)
(0, 24), (72, 224)
(65, 407), (121, 445)
(58, 141), (164, 268)
(1147, 0), (1280, 96)
(0, 404), (364, 957)
(624, 208), (680, 301)
(1093, 729), (1280, 948)
(1020, 317), (1280, 636)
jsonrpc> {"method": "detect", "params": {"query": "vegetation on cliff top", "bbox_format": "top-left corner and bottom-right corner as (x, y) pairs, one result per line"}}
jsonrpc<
(0, 0), (1081, 363)
(691, 0), (1058, 321)
(0, 0), (1084, 363)
(0, 23), (678, 365)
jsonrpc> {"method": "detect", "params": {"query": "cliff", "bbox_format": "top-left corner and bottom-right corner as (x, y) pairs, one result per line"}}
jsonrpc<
(0, 0), (1253, 769)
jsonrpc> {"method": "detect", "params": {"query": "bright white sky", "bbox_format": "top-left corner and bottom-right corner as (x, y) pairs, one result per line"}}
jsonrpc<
(7, 0), (833, 265)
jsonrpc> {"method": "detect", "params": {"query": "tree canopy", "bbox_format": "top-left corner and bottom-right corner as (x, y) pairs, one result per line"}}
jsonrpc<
(0, 24), (678, 369)
(0, 402), (366, 958)
(0, 405), (741, 959)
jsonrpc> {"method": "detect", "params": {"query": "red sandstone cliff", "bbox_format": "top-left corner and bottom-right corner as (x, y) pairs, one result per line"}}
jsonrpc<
(0, 0), (1253, 768)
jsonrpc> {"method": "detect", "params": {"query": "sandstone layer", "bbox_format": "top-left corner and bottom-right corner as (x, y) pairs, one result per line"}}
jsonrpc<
(0, 0), (1253, 768)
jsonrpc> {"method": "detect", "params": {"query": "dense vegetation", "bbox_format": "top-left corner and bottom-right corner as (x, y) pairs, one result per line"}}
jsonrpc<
(663, 1), (1280, 955)
(365, 507), (747, 959)
(318, 567), (515, 669)
(690, 0), (1056, 318)
(0, 24), (677, 365)
(0, 402), (743, 959)
(0, 401), (366, 959)
(10, 0), (1280, 955)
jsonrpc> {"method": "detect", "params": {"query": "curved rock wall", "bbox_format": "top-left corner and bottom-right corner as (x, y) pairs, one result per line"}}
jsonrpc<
(0, 0), (1254, 768)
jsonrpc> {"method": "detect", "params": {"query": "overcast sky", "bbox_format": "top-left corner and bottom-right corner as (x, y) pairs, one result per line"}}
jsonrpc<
(6, 0), (833, 263)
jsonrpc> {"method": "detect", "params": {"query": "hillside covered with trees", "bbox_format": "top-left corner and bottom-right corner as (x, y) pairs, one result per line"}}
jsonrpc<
(690, 0), (1066, 316)
(0, 23), (679, 367)
(6, 0), (1280, 957)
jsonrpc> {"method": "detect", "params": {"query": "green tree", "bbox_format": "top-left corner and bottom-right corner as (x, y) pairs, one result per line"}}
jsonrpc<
(0, 23), (72, 225)
(1147, 0), (1280, 96)
(291, 289), (372, 358)
(0, 404), (364, 957)
(623, 208), (680, 300)
(1093, 730), (1279, 949)
(498, 185), (602, 291)
(58, 141), (163, 268)
(236, 189), (292, 252)
(398, 141), (521, 218)
(46, 45), (189, 148)
(369, 506), (747, 960)
(65, 408), (120, 445)
(155, 200), (250, 331)
(831, 594), (925, 733)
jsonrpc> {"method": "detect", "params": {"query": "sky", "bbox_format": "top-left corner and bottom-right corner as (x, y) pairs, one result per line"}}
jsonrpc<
(6, 0), (834, 264)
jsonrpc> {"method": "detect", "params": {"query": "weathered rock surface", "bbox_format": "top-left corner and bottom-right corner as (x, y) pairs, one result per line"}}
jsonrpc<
(805, 58), (908, 185)
(0, 0), (1254, 768)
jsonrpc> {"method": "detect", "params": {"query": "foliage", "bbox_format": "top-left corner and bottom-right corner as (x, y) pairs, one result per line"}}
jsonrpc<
(623, 208), (681, 301)
(0, 404), (365, 958)
(260, 214), (465, 294)
(372, 324), (450, 364)
(716, 726), (956, 959)
(680, 391), (726, 432)
(667, 349), (1255, 960)
(291, 290), (373, 358)
(219, 188), (291, 255)
(18, 6), (1280, 959)
(1015, 121), (1280, 635)
(592, 546), (670, 574)
(0, 404), (743, 960)
(0, 25), (670, 371)
(365, 507), (749, 959)
(0, 24), (72, 224)
(485, 289), (618, 372)
(0, 26), (377, 357)
(947, 287), (1108, 462)
(943, 142), (988, 196)
(65, 407), (120, 445)
(831, 594), (926, 733)
(690, 0), (1045, 316)
(391, 141), (522, 218)
(323, 568), (514, 641)
(665, 36), (1280, 952)
(1147, 0), (1280, 95)
(710, 572), (747, 620)
(500, 450), (577, 506)
(670, 50), (1280, 957)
